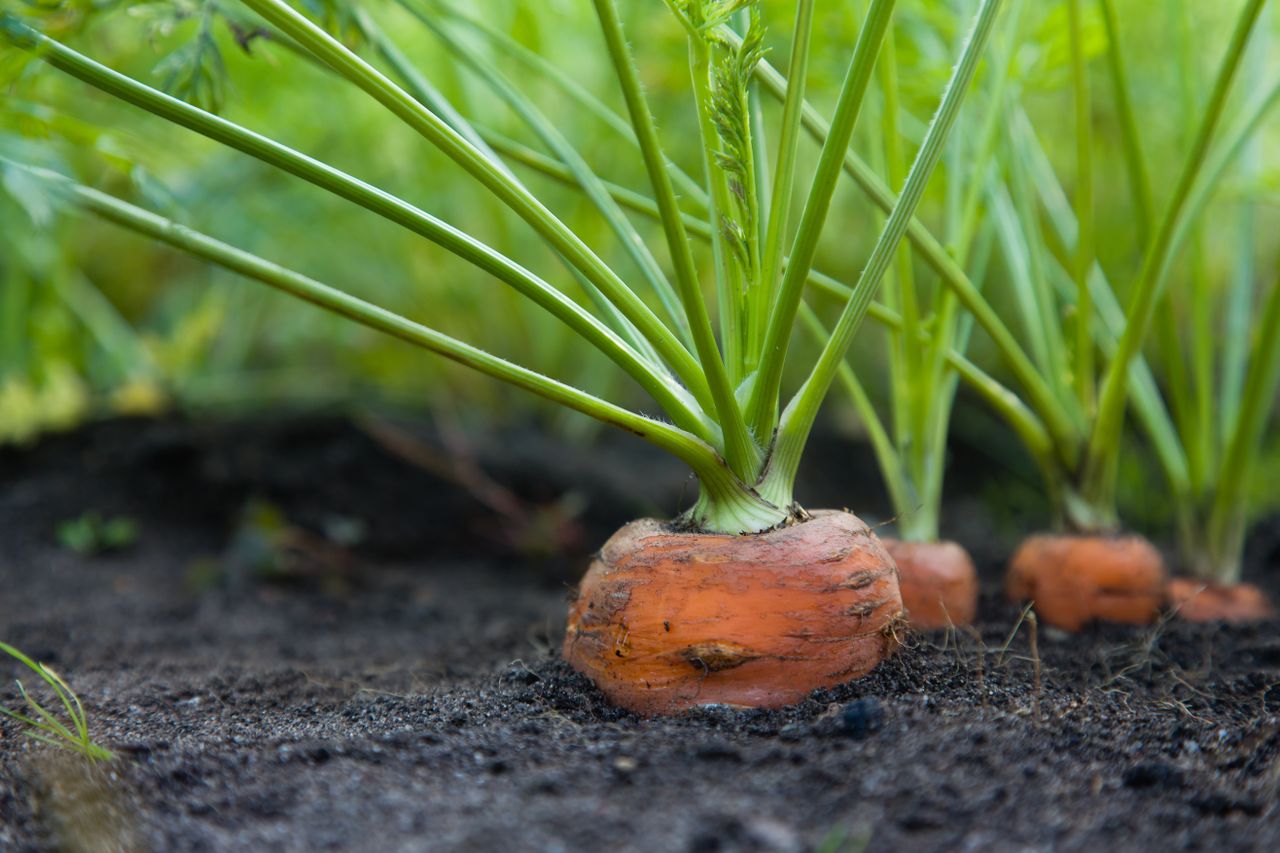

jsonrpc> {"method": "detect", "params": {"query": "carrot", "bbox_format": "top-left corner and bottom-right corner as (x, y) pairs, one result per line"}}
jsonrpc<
(1006, 534), (1166, 631)
(1167, 578), (1274, 624)
(563, 511), (904, 715)
(881, 538), (979, 629)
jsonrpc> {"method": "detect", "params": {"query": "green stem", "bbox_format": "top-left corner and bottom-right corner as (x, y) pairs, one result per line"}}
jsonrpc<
(951, 0), (1024, 264)
(804, 227), (1058, 517)
(1177, 0), (1217, 503)
(877, 21), (925, 491)
(482, 134), (951, 354)
(1220, 149), (1261, 448)
(1013, 107), (1193, 510)
(799, 305), (918, 537)
(1067, 0), (1095, 415)
(1004, 141), (1072, 396)
(739, 40), (1082, 460)
(917, 225), (998, 539)
(755, 0), (815, 370)
(353, 10), (498, 160)
(1097, 0), (1153, 246)
(747, 0), (897, 439)
(1204, 272), (1280, 583)
(238, 0), (714, 412)
(1081, 0), (1267, 523)
(0, 17), (715, 442)
(591, 0), (760, 480)
(761, 0), (1004, 508)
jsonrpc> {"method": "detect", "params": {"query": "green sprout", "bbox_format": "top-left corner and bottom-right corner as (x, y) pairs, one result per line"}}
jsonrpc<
(56, 512), (140, 556)
(956, 0), (1280, 583)
(0, 642), (115, 763)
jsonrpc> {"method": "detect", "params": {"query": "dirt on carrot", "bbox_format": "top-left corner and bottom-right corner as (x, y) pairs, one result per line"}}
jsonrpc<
(563, 511), (904, 714)
(1006, 533), (1167, 632)
(881, 538), (979, 629)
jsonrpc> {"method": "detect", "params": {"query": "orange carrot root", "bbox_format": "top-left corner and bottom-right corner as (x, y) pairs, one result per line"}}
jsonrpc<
(1006, 533), (1166, 632)
(1167, 578), (1275, 623)
(882, 538), (979, 629)
(563, 511), (904, 715)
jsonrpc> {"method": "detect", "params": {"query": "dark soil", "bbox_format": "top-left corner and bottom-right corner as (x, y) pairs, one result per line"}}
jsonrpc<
(2, 416), (1279, 852)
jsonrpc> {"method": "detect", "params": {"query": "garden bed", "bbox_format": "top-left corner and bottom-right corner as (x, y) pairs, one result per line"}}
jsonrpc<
(2, 416), (1278, 851)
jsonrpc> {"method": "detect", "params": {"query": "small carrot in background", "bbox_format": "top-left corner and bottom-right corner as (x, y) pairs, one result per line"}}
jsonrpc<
(1006, 535), (1164, 633)
(837, 0), (1274, 630)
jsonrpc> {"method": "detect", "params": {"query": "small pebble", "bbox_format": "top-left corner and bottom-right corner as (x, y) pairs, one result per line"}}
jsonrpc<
(839, 697), (885, 739)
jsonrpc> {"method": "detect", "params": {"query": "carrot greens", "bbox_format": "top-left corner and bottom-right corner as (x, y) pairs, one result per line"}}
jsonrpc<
(1, 0), (1004, 534)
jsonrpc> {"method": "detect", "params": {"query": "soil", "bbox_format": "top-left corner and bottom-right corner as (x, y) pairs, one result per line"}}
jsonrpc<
(2, 415), (1279, 852)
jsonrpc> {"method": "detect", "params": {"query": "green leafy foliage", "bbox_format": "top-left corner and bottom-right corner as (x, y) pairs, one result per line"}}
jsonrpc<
(136, 0), (229, 112)
(1, 0), (1278, 547)
(708, 4), (764, 282)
